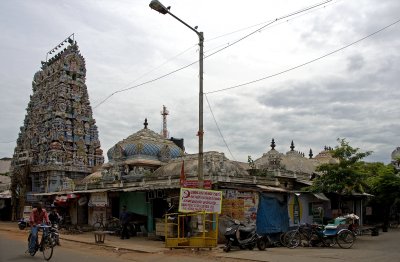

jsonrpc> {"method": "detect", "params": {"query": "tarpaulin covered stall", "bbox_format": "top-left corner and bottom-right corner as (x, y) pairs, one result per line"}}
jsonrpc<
(256, 193), (289, 234)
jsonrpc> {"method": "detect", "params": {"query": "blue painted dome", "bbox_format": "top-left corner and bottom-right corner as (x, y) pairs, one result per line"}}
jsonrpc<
(107, 126), (184, 162)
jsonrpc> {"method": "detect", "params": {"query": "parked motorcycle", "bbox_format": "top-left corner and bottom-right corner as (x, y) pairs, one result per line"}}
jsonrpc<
(223, 219), (266, 252)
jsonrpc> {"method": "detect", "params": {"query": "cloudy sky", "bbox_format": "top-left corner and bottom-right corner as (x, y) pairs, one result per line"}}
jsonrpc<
(1, 0), (399, 164)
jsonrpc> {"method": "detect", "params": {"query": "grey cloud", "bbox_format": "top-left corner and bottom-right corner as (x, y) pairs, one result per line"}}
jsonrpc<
(347, 54), (365, 71)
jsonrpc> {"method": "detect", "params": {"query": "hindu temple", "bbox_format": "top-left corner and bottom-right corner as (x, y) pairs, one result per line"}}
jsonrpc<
(11, 35), (104, 195)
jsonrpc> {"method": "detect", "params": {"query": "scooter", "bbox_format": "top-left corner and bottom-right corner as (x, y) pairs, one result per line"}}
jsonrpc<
(223, 219), (266, 252)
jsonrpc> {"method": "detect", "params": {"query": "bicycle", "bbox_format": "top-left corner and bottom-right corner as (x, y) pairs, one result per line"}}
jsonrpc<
(26, 225), (54, 261)
(285, 224), (315, 248)
(93, 213), (105, 230)
(287, 223), (355, 249)
(92, 214), (121, 233)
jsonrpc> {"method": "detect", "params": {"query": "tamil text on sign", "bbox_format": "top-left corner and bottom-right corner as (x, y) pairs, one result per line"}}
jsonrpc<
(179, 188), (222, 213)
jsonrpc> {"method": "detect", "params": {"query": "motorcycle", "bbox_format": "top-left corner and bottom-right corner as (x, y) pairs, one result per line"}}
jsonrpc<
(49, 223), (60, 247)
(223, 219), (266, 252)
(18, 218), (29, 230)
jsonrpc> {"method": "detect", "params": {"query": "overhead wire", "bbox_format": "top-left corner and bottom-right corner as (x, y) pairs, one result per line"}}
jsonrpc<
(204, 0), (333, 59)
(2, 0), (337, 148)
(204, 94), (236, 160)
(206, 0), (339, 43)
(202, 16), (400, 161)
(204, 0), (338, 56)
(0, 140), (16, 144)
(205, 17), (400, 95)
(93, 44), (197, 109)
(93, 0), (333, 109)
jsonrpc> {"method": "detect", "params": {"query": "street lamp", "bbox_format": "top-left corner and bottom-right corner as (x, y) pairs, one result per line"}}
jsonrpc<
(150, 0), (204, 188)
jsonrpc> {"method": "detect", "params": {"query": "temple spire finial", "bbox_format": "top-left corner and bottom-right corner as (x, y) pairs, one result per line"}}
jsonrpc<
(290, 140), (295, 151)
(271, 138), (276, 150)
(144, 118), (148, 129)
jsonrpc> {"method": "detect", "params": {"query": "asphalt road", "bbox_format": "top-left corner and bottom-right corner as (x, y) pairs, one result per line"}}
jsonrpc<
(216, 228), (400, 262)
(1, 227), (400, 262)
(0, 230), (231, 262)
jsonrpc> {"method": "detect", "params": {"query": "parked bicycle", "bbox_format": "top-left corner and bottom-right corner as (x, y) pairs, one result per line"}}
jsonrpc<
(92, 213), (121, 233)
(26, 224), (54, 260)
(285, 223), (355, 249)
(285, 224), (319, 248)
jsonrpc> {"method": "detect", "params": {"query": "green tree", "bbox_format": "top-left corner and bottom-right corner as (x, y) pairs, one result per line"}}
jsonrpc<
(307, 138), (372, 194)
(366, 164), (400, 225)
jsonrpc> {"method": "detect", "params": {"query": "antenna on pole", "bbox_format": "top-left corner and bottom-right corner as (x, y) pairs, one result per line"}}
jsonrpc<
(161, 105), (169, 138)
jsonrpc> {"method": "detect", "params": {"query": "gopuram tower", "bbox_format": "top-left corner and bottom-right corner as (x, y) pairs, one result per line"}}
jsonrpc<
(11, 35), (104, 198)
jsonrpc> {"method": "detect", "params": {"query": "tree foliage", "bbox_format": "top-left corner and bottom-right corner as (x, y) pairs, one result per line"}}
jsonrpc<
(307, 138), (372, 194)
(366, 164), (400, 205)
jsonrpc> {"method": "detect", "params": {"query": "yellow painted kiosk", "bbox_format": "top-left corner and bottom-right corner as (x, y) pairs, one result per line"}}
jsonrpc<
(164, 188), (221, 249)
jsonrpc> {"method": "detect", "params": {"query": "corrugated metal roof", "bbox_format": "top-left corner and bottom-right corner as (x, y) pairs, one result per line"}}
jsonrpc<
(72, 188), (113, 194)
(256, 185), (288, 192)
(313, 193), (330, 201)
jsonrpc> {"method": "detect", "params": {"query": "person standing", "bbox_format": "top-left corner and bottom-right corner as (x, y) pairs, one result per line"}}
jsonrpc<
(119, 205), (130, 240)
(29, 202), (50, 253)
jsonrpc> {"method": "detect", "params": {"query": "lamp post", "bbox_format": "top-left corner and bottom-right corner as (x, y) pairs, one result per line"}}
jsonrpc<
(150, 0), (204, 188)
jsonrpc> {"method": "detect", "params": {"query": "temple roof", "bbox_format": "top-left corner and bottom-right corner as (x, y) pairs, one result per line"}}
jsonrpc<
(107, 119), (184, 164)
(153, 151), (249, 178)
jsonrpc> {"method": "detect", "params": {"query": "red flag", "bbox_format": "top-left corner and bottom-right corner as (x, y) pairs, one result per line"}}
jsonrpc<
(180, 160), (185, 186)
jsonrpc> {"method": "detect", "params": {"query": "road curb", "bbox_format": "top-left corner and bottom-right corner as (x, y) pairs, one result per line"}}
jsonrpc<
(59, 237), (154, 253)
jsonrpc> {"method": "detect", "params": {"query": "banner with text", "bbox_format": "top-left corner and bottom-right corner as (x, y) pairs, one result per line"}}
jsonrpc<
(179, 188), (222, 213)
(182, 180), (212, 189)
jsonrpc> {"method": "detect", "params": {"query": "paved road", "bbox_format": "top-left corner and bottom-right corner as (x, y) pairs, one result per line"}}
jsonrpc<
(1, 224), (399, 262)
(216, 229), (400, 262)
(0, 230), (233, 262)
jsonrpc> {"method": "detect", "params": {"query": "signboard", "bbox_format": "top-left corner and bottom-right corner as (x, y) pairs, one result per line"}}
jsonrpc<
(89, 192), (108, 207)
(179, 188), (222, 213)
(221, 190), (258, 222)
(182, 180), (212, 189)
(23, 206), (32, 220)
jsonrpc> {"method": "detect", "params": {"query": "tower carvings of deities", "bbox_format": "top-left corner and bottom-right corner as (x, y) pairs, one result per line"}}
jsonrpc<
(11, 35), (104, 194)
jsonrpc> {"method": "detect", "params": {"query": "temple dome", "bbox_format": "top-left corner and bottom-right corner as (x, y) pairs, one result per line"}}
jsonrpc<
(107, 120), (184, 163)
(153, 151), (249, 178)
(391, 147), (400, 161)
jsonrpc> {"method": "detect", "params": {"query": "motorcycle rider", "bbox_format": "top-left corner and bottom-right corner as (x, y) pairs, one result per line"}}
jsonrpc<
(28, 202), (50, 253)
(49, 207), (61, 224)
(48, 207), (61, 245)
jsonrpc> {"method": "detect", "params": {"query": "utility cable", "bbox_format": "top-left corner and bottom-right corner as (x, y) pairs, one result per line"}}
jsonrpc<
(204, 0), (338, 55)
(205, 94), (236, 161)
(205, 18), (400, 95)
(205, 0), (332, 59)
(93, 0), (332, 109)
(0, 140), (16, 144)
(93, 58), (198, 109)
(93, 44), (197, 109)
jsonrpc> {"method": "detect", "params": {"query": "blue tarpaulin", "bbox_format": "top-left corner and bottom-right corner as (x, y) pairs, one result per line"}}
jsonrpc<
(256, 193), (289, 234)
